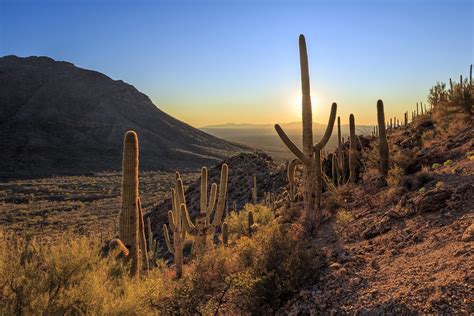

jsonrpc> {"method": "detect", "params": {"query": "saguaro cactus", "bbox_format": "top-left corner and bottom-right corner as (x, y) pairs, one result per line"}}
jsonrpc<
(252, 175), (257, 204)
(404, 112), (408, 127)
(274, 34), (337, 224)
(470, 64), (472, 87)
(182, 164), (228, 256)
(349, 114), (358, 183)
(222, 222), (229, 246)
(163, 173), (186, 278)
(248, 210), (254, 236)
(119, 131), (141, 276)
(137, 198), (149, 273)
(377, 100), (389, 179)
(337, 116), (345, 185)
(287, 158), (301, 208)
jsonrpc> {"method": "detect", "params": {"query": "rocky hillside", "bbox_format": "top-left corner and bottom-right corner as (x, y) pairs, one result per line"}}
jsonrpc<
(147, 152), (287, 241)
(278, 114), (473, 314)
(0, 56), (247, 179)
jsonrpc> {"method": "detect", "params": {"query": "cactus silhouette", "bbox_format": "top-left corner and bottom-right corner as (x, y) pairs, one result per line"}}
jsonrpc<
(274, 34), (337, 225)
(349, 114), (358, 183)
(182, 164), (228, 256)
(222, 222), (229, 247)
(163, 173), (187, 278)
(119, 131), (141, 276)
(377, 100), (389, 179)
(337, 116), (345, 185)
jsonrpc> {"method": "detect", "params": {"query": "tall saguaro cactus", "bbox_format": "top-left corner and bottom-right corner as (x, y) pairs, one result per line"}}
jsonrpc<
(119, 131), (141, 276)
(349, 114), (358, 183)
(182, 164), (228, 256)
(163, 173), (186, 278)
(377, 100), (389, 179)
(274, 35), (337, 224)
(337, 116), (345, 185)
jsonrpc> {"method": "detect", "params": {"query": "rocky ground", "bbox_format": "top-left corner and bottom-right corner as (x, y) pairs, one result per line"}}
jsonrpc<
(278, 116), (473, 314)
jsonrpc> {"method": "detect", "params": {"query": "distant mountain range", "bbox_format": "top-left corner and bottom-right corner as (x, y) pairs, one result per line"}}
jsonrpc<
(0, 56), (247, 179)
(201, 121), (374, 137)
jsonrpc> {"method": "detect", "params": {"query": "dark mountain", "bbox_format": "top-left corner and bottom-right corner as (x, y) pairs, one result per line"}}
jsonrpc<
(0, 55), (248, 179)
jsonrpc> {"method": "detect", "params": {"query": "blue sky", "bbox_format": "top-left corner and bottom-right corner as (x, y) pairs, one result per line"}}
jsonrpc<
(1, 0), (472, 126)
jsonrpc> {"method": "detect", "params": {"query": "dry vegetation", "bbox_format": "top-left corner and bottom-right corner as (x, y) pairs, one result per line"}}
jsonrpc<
(0, 172), (198, 239)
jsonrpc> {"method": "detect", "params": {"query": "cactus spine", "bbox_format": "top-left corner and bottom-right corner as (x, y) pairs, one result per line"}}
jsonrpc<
(163, 172), (186, 278)
(182, 164), (228, 256)
(349, 114), (359, 183)
(274, 35), (337, 224)
(377, 100), (389, 178)
(119, 131), (141, 276)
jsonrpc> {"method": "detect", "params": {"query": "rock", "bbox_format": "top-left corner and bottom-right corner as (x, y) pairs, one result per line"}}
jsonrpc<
(461, 224), (474, 242)
(414, 188), (453, 213)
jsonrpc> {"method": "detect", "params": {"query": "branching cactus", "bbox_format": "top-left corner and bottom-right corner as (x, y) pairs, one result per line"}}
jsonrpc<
(163, 173), (187, 278)
(119, 131), (141, 276)
(349, 114), (359, 183)
(181, 164), (228, 256)
(377, 100), (389, 179)
(274, 34), (337, 224)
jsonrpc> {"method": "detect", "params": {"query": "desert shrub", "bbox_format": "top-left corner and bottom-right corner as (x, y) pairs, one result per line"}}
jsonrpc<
(443, 159), (453, 166)
(400, 169), (434, 192)
(432, 163), (441, 169)
(230, 224), (325, 313)
(145, 223), (324, 314)
(393, 148), (419, 174)
(227, 204), (273, 238)
(0, 235), (155, 315)
(336, 209), (354, 226)
(388, 165), (404, 187)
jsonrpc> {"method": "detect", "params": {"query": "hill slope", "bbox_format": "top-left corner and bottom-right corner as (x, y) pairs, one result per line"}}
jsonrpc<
(0, 56), (247, 179)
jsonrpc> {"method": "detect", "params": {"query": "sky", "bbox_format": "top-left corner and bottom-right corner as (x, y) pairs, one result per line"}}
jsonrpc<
(1, 0), (472, 127)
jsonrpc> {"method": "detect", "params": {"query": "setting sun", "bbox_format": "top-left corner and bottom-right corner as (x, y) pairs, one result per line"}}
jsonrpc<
(291, 91), (318, 117)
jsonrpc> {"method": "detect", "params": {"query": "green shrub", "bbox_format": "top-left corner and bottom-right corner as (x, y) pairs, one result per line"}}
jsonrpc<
(443, 159), (453, 166)
(227, 204), (273, 238)
(432, 163), (441, 169)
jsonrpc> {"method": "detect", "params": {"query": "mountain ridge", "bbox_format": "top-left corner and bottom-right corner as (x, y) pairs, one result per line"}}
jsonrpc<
(0, 55), (248, 179)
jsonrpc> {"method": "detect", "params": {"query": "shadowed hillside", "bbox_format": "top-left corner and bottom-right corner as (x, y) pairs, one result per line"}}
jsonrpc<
(0, 56), (248, 179)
